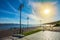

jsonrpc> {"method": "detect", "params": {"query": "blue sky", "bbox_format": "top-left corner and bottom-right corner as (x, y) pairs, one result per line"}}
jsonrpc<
(0, 0), (60, 24)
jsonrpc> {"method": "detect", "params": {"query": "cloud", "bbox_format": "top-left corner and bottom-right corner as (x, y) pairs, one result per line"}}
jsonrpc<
(21, 12), (42, 24)
(22, 12), (41, 21)
(7, 2), (18, 12)
(28, 0), (57, 23)
(0, 18), (19, 24)
(19, 0), (23, 3)
(0, 10), (18, 15)
(0, 0), (57, 24)
(51, 1), (57, 5)
(28, 14), (40, 21)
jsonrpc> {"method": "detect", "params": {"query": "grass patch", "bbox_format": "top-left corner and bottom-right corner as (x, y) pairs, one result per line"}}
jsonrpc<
(23, 29), (41, 36)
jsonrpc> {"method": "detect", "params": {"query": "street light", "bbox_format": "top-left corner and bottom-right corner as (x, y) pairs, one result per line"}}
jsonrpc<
(19, 4), (24, 34)
(27, 17), (29, 32)
(40, 20), (41, 27)
(12, 4), (24, 38)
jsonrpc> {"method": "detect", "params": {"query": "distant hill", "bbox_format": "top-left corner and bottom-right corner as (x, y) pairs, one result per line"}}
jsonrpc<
(53, 20), (60, 26)
(53, 21), (60, 24)
(45, 20), (60, 26)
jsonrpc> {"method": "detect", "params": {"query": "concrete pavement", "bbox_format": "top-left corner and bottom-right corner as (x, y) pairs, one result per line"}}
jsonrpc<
(1, 27), (60, 40)
(19, 31), (60, 40)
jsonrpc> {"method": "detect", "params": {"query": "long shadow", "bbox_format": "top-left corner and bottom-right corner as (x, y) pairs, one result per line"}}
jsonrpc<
(50, 30), (60, 32)
(42, 29), (60, 32)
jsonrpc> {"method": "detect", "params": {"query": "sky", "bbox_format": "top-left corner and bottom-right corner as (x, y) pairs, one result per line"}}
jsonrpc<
(0, 0), (60, 24)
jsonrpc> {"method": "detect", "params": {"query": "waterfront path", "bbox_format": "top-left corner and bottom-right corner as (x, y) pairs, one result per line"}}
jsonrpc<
(1, 27), (60, 40)
(19, 31), (60, 40)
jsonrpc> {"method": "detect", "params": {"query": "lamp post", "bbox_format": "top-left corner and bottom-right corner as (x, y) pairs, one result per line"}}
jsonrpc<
(19, 4), (24, 34)
(40, 20), (41, 27)
(40, 19), (44, 31)
(27, 17), (29, 32)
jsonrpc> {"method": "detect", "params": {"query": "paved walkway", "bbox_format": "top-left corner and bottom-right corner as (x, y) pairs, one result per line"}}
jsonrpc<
(2, 31), (44, 40)
(19, 31), (60, 40)
(2, 27), (60, 40)
(19, 31), (44, 40)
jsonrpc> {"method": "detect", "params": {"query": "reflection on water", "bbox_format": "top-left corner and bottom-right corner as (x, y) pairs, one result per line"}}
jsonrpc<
(40, 31), (60, 40)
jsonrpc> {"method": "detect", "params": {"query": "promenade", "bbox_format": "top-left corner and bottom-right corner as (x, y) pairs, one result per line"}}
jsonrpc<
(1, 27), (60, 40)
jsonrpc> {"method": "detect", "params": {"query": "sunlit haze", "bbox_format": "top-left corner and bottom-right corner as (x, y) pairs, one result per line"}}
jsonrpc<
(0, 0), (59, 24)
(44, 9), (50, 14)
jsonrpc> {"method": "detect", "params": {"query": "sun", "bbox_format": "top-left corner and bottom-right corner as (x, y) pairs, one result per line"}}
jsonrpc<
(32, 2), (57, 23)
(37, 3), (57, 18)
(44, 9), (50, 14)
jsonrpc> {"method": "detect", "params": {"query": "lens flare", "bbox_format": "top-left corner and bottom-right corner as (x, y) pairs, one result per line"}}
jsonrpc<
(35, 3), (57, 23)
(44, 9), (50, 14)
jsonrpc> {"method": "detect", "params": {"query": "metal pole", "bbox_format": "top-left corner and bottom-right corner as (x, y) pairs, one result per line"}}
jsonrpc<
(27, 17), (29, 32)
(19, 4), (24, 34)
(40, 20), (41, 27)
(20, 10), (22, 34)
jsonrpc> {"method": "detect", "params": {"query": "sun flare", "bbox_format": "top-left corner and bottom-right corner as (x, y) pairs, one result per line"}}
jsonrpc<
(36, 3), (57, 19)
(34, 2), (57, 23)
(44, 9), (50, 14)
